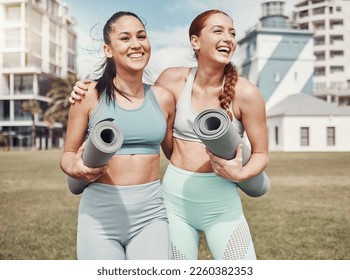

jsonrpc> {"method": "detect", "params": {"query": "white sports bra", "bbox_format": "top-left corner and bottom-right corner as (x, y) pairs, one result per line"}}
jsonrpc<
(173, 67), (244, 142)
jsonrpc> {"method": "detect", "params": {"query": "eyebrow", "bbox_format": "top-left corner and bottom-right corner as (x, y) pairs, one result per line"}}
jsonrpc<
(210, 25), (235, 31)
(117, 30), (146, 36)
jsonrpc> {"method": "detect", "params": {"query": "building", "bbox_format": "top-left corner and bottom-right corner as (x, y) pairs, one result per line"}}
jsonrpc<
(0, 0), (77, 150)
(293, 0), (350, 107)
(267, 93), (350, 151)
(237, 1), (315, 110)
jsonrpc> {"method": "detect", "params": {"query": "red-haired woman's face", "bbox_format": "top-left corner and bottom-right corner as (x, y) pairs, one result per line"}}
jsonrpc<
(191, 13), (236, 65)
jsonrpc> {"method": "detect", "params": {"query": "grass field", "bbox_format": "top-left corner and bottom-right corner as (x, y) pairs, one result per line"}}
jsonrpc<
(0, 150), (349, 260)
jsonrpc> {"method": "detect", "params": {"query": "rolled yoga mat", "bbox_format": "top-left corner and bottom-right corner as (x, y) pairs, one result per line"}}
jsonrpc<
(67, 119), (123, 195)
(193, 109), (270, 197)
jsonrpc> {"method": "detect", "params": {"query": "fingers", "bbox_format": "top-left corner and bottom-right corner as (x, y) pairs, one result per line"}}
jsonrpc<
(76, 142), (85, 158)
(68, 96), (76, 104)
(72, 85), (85, 97)
(235, 144), (243, 162)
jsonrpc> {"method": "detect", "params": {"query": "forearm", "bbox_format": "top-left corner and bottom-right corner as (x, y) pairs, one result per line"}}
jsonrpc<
(239, 152), (269, 181)
(60, 151), (77, 177)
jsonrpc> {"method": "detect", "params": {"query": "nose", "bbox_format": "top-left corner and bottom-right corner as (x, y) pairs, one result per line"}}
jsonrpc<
(223, 31), (233, 42)
(130, 38), (141, 48)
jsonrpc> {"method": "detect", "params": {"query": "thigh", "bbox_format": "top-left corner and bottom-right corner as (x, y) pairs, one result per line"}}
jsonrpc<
(126, 220), (170, 260)
(204, 212), (256, 260)
(77, 212), (126, 260)
(166, 209), (200, 260)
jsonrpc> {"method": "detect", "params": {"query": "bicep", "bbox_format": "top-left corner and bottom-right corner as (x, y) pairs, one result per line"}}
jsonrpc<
(240, 92), (268, 154)
(64, 103), (89, 153)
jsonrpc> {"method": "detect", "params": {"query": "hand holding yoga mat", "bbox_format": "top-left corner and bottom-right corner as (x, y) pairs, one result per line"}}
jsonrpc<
(67, 119), (123, 195)
(193, 109), (270, 197)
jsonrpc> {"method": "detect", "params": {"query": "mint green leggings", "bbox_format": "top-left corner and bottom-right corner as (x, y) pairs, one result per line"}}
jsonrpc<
(162, 163), (256, 260)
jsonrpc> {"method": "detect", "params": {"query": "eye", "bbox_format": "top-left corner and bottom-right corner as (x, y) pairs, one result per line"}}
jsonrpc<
(120, 36), (130, 41)
(230, 31), (236, 37)
(138, 34), (147, 40)
(214, 29), (222, 33)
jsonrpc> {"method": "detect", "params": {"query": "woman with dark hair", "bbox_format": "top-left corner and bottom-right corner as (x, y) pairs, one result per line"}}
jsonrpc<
(61, 11), (175, 260)
(70, 10), (268, 260)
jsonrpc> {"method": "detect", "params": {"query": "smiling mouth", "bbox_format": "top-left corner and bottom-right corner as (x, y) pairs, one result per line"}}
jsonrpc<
(217, 47), (230, 54)
(128, 53), (143, 59)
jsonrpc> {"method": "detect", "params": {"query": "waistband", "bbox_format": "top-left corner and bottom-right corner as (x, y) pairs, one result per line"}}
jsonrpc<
(167, 162), (217, 178)
(83, 179), (162, 204)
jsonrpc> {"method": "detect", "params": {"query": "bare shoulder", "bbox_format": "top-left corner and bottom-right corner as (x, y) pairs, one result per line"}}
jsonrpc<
(151, 84), (175, 107)
(156, 67), (192, 99)
(70, 81), (98, 113)
(155, 67), (192, 88)
(235, 76), (265, 106)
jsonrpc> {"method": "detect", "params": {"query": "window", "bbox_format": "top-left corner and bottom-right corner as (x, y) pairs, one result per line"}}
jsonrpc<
(330, 66), (344, 73)
(315, 51), (325, 60)
(330, 50), (343, 58)
(1, 75), (11, 96)
(14, 100), (32, 121)
(26, 54), (42, 68)
(330, 35), (343, 44)
(274, 72), (280, 82)
(5, 29), (21, 48)
(6, 5), (21, 21)
(275, 127), (279, 145)
(327, 127), (335, 146)
(14, 75), (34, 95)
(38, 75), (56, 97)
(68, 53), (76, 70)
(50, 42), (57, 61)
(300, 127), (309, 146)
(314, 67), (326, 76)
(28, 31), (42, 54)
(68, 33), (76, 50)
(50, 22), (57, 42)
(29, 10), (42, 33)
(3, 53), (21, 67)
(0, 101), (10, 121)
(314, 36), (325, 45)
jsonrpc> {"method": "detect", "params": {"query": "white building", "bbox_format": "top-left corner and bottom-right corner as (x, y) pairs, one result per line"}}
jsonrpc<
(267, 93), (350, 151)
(293, 0), (350, 107)
(237, 1), (315, 110)
(0, 0), (77, 149)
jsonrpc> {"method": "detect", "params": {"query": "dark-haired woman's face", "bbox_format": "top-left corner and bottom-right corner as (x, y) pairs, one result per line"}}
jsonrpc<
(104, 15), (151, 72)
(194, 13), (236, 65)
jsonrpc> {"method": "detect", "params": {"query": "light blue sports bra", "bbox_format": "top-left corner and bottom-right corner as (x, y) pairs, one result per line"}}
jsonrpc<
(173, 67), (245, 142)
(88, 84), (166, 155)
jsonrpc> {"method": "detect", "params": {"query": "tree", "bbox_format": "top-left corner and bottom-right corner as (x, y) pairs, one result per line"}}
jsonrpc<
(44, 74), (79, 142)
(21, 99), (42, 149)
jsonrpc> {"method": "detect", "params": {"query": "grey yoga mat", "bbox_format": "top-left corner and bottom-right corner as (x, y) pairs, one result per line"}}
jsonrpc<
(193, 109), (270, 197)
(67, 119), (123, 195)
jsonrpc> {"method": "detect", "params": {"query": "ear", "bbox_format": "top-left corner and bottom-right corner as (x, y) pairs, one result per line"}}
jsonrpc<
(190, 35), (200, 52)
(104, 44), (112, 58)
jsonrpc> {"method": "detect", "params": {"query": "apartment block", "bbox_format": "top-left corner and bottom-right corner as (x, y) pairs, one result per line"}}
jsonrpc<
(0, 0), (76, 149)
(293, 0), (350, 106)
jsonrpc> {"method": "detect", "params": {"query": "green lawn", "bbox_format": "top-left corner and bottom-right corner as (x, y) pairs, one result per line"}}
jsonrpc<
(0, 150), (349, 260)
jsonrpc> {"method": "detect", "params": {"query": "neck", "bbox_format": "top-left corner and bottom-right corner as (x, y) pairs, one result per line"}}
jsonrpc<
(114, 73), (144, 98)
(195, 62), (225, 88)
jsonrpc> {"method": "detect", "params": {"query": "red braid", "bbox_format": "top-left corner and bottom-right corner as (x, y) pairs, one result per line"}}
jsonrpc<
(219, 63), (238, 120)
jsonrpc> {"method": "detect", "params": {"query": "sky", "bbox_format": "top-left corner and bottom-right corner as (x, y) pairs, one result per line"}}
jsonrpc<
(65, 0), (300, 79)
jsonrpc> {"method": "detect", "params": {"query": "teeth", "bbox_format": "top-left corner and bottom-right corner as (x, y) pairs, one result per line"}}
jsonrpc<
(129, 53), (143, 58)
(217, 47), (230, 53)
